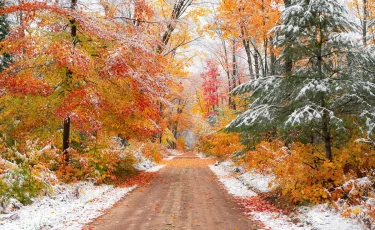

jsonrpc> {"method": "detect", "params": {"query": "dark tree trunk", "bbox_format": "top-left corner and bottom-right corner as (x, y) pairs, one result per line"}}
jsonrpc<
(63, 0), (77, 160)
(232, 41), (237, 110)
(222, 40), (233, 108)
(157, 0), (193, 53)
(262, 1), (268, 76)
(283, 0), (293, 74)
(63, 116), (70, 160)
(316, 24), (332, 161)
(270, 37), (277, 75)
(264, 38), (268, 76)
(243, 39), (254, 79)
(254, 52), (260, 79)
(322, 108), (332, 161)
(363, 0), (368, 46)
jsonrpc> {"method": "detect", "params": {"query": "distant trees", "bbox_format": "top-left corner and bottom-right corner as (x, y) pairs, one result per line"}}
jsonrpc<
(200, 60), (225, 116)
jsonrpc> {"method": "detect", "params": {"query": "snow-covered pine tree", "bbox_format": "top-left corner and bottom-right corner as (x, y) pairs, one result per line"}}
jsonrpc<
(0, 0), (11, 71)
(227, 0), (375, 161)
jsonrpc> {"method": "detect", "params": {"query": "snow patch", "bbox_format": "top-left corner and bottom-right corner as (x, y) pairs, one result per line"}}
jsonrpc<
(133, 149), (157, 171)
(145, 165), (165, 172)
(0, 182), (136, 230)
(299, 205), (363, 230)
(163, 156), (176, 161)
(209, 165), (256, 197)
(238, 171), (274, 193)
(166, 149), (183, 156)
(210, 161), (364, 230)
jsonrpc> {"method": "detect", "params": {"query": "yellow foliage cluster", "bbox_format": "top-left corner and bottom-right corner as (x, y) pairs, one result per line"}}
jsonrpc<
(198, 132), (244, 158)
(142, 142), (165, 163)
(176, 138), (186, 151)
(244, 140), (375, 205)
(56, 147), (137, 183)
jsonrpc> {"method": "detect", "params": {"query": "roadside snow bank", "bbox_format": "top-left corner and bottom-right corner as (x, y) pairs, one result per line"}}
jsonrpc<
(210, 162), (364, 230)
(145, 165), (165, 172)
(238, 171), (274, 193)
(0, 182), (136, 230)
(134, 154), (157, 171)
(133, 146), (165, 172)
(166, 149), (183, 156)
(298, 205), (363, 230)
(250, 205), (363, 230)
(163, 156), (176, 161)
(209, 165), (256, 197)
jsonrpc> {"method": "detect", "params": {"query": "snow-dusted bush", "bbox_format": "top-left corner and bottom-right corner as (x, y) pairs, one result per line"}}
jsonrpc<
(0, 142), (57, 212)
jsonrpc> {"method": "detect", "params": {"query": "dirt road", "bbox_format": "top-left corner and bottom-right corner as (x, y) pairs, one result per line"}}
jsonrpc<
(88, 156), (258, 230)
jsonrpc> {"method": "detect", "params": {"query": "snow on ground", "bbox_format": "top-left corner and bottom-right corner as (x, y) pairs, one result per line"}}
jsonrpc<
(299, 205), (363, 230)
(0, 182), (136, 230)
(250, 205), (363, 230)
(196, 152), (207, 158)
(209, 161), (365, 230)
(163, 156), (176, 161)
(145, 165), (165, 172)
(166, 149), (183, 156)
(209, 165), (256, 197)
(134, 154), (157, 171)
(238, 171), (274, 193)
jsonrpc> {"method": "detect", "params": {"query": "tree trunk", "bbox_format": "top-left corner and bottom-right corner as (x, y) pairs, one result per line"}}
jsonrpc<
(227, 72), (232, 107)
(259, 54), (265, 78)
(316, 22), (332, 161)
(232, 41), (238, 89)
(263, 38), (268, 76)
(62, 116), (70, 160)
(220, 38), (233, 108)
(270, 37), (277, 75)
(63, 0), (77, 160)
(262, 0), (268, 76)
(157, 0), (193, 53)
(232, 41), (237, 110)
(322, 110), (332, 161)
(243, 39), (254, 79)
(363, 0), (368, 46)
(254, 52), (260, 79)
(283, 0), (293, 74)
(158, 102), (163, 144)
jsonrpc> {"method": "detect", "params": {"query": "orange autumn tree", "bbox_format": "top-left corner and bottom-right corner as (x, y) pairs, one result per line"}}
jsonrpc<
(216, 0), (282, 78)
(0, 1), (167, 159)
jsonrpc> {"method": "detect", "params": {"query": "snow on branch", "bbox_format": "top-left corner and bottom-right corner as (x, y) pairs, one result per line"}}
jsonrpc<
(286, 104), (341, 126)
(296, 79), (330, 100)
(226, 105), (280, 129)
(361, 110), (375, 135)
(328, 33), (360, 48)
(231, 76), (283, 95)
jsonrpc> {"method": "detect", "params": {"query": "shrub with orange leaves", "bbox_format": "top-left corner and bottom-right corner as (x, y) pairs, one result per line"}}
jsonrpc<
(244, 140), (375, 205)
(142, 142), (165, 163)
(176, 138), (186, 151)
(56, 145), (137, 183)
(271, 143), (345, 204)
(198, 132), (244, 158)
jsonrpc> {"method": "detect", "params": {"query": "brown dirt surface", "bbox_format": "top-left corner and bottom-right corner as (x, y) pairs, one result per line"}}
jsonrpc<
(86, 155), (259, 230)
